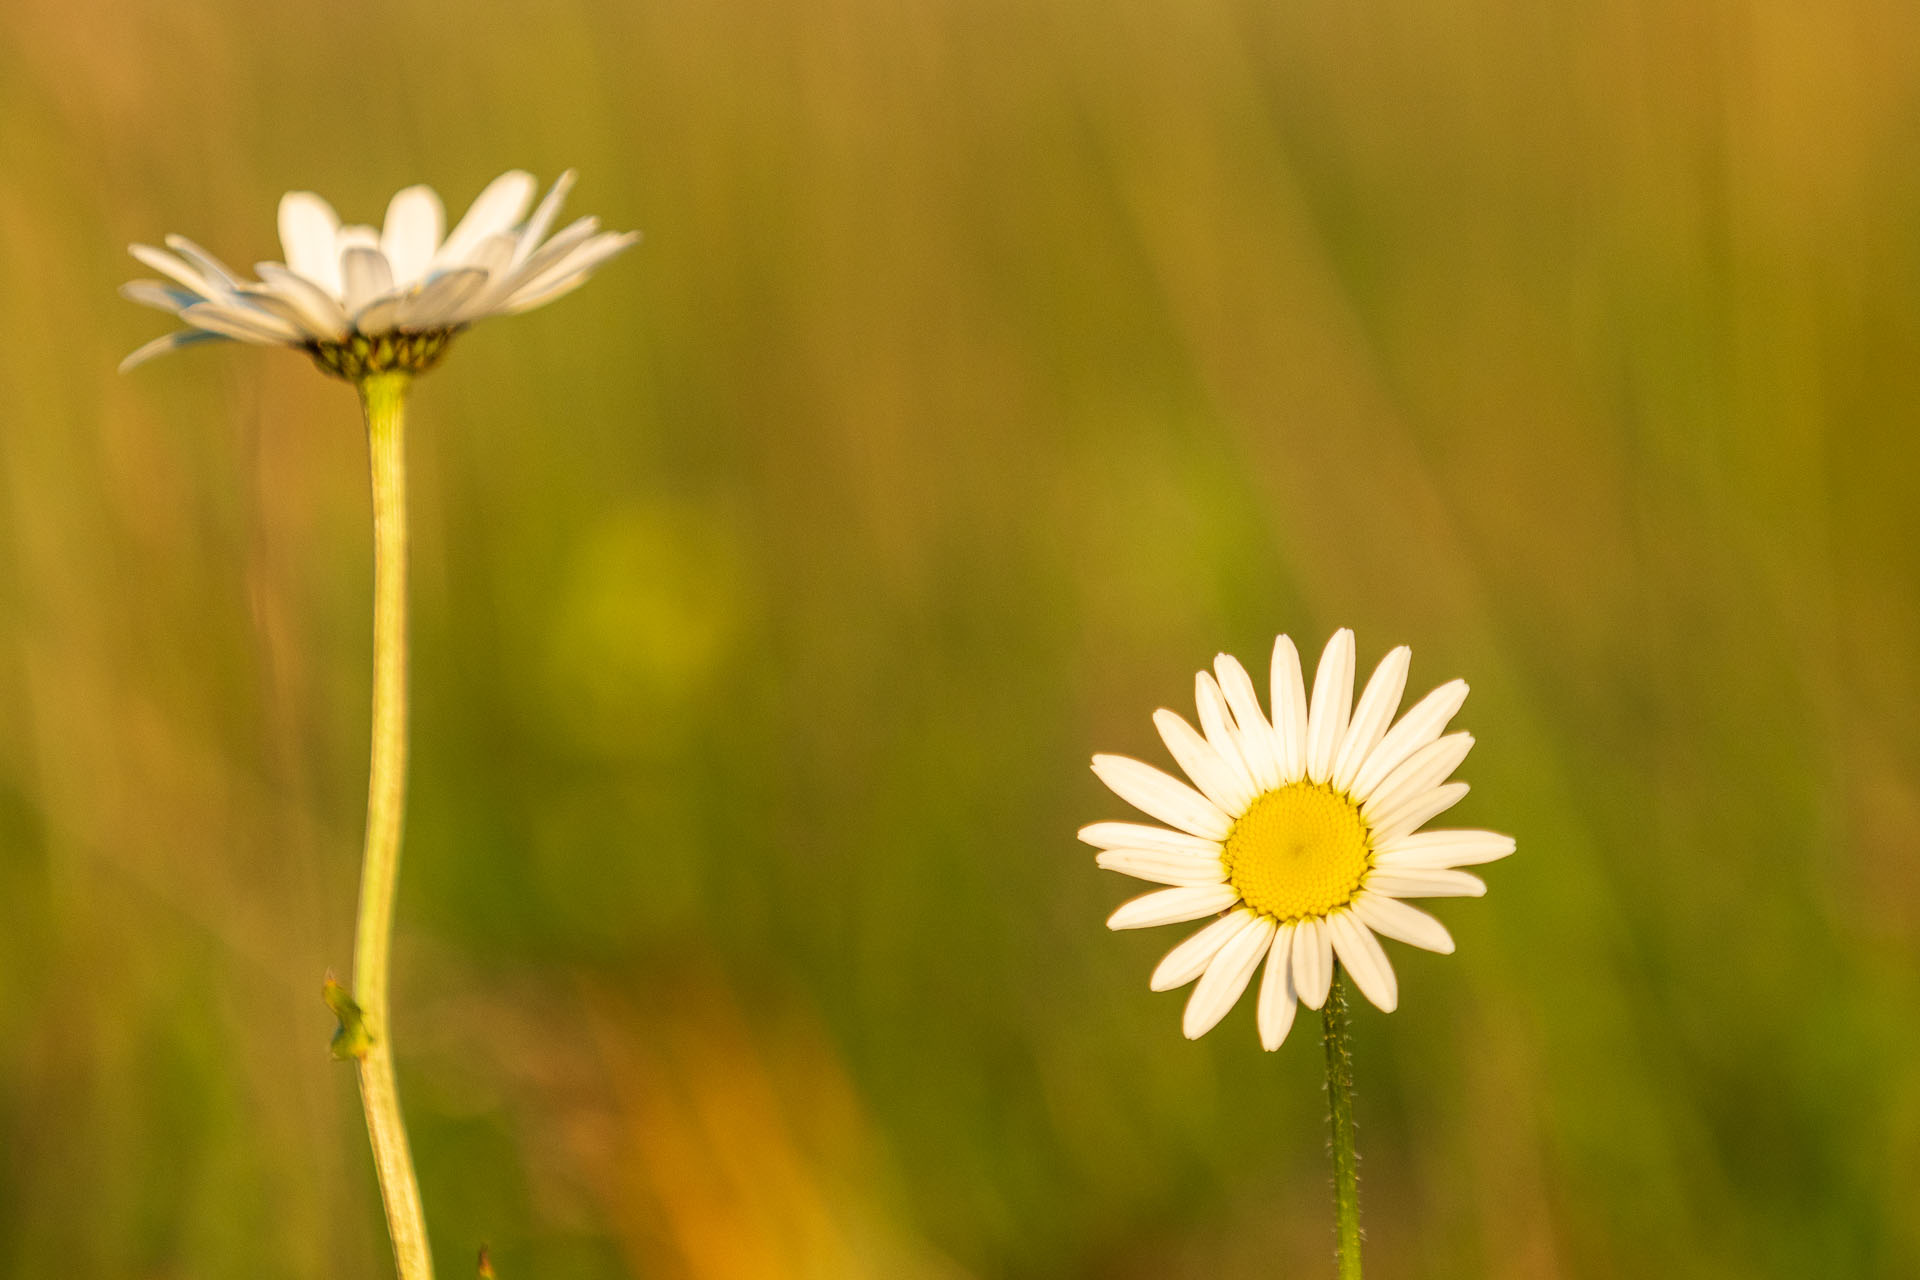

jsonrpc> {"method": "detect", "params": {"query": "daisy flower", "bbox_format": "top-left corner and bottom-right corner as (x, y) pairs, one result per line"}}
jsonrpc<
(116, 170), (637, 1280)
(1084, 629), (1513, 1047)
(119, 169), (638, 378)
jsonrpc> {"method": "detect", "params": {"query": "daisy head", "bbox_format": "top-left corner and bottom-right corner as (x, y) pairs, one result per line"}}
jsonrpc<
(1083, 629), (1514, 1047)
(119, 170), (639, 380)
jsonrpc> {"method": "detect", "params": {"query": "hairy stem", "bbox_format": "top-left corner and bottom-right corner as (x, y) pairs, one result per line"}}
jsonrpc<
(1323, 965), (1362, 1280)
(351, 371), (434, 1280)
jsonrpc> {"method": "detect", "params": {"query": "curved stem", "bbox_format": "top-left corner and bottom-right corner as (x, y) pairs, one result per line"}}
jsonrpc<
(352, 371), (434, 1280)
(1322, 965), (1362, 1280)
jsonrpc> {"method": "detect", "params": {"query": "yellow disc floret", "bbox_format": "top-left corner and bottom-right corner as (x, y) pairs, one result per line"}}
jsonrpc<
(1222, 782), (1372, 922)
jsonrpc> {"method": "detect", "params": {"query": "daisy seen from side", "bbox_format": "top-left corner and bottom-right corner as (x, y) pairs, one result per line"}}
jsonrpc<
(119, 169), (639, 378)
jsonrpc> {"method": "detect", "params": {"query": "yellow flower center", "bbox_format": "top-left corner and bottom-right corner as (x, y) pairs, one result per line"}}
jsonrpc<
(1222, 782), (1372, 922)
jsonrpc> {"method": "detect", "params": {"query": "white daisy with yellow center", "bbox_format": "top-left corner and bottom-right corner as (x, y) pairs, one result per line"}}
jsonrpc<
(1084, 629), (1514, 1046)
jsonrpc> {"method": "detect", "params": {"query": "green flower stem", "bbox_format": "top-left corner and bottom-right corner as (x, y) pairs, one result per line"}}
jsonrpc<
(1322, 965), (1362, 1280)
(351, 371), (434, 1280)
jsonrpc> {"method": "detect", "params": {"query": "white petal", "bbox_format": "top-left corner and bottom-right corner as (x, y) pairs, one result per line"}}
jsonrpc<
(1150, 909), (1257, 991)
(1214, 653), (1280, 789)
(1077, 822), (1219, 856)
(486, 214), (597, 294)
(118, 329), (230, 372)
(1183, 913), (1276, 1038)
(163, 235), (243, 294)
(1256, 923), (1299, 1050)
(1368, 779), (1471, 845)
(1095, 848), (1226, 887)
(1331, 646), (1409, 795)
(1106, 884), (1240, 931)
(512, 169), (577, 267)
(1154, 708), (1255, 816)
(340, 246), (395, 316)
(1367, 868), (1485, 899)
(1349, 679), (1468, 800)
(468, 229), (521, 277)
(256, 264), (350, 339)
(335, 222), (377, 250)
(1194, 673), (1260, 804)
(1362, 732), (1474, 821)
(1291, 915), (1333, 1009)
(395, 267), (488, 330)
(380, 185), (446, 288)
(120, 280), (198, 313)
(474, 219), (596, 314)
(129, 244), (218, 299)
(180, 300), (299, 344)
(1271, 635), (1308, 782)
(494, 266), (597, 315)
(352, 294), (407, 336)
(436, 170), (537, 269)
(1373, 829), (1516, 869)
(1305, 629), (1355, 784)
(1328, 912), (1398, 1012)
(236, 286), (333, 340)
(1091, 755), (1232, 839)
(1353, 892), (1455, 954)
(498, 230), (638, 313)
(277, 191), (343, 296)
(446, 231), (527, 320)
(508, 224), (632, 288)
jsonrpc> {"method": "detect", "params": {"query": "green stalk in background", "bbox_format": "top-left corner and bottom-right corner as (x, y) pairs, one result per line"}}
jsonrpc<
(1322, 965), (1362, 1280)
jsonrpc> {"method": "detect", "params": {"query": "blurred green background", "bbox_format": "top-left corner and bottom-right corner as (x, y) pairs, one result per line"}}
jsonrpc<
(3, 0), (1919, 1276)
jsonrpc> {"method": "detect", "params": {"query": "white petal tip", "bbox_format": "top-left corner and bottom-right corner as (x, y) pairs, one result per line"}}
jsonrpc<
(1257, 1012), (1297, 1050)
(117, 328), (230, 372)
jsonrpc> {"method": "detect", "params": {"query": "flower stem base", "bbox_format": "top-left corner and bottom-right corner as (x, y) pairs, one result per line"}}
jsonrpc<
(1323, 965), (1363, 1280)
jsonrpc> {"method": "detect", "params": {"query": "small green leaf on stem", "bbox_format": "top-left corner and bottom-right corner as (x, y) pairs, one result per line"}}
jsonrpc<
(324, 974), (373, 1061)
